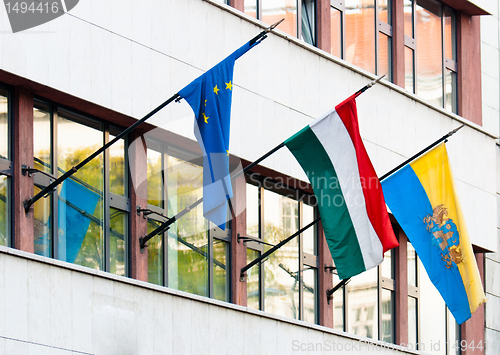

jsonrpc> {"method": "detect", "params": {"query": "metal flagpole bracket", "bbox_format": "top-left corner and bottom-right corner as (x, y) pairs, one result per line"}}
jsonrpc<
(324, 264), (336, 274)
(237, 233), (275, 247)
(326, 278), (350, 305)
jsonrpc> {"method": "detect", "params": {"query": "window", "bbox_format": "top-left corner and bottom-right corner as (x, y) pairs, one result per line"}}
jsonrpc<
(245, 0), (316, 45)
(146, 142), (230, 302)
(245, 176), (318, 323)
(0, 88), (10, 247)
(405, 0), (457, 112)
(330, 0), (393, 81)
(331, 249), (395, 342)
(32, 102), (129, 275)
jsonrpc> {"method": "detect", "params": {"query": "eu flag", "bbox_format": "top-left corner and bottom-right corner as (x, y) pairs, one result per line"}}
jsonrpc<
(179, 41), (259, 229)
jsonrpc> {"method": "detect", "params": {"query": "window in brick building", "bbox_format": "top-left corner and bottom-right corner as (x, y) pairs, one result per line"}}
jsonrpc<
(146, 143), (230, 302)
(330, 0), (392, 81)
(0, 88), (10, 247)
(245, 0), (316, 45)
(406, 0), (457, 112)
(246, 176), (318, 323)
(332, 248), (395, 343)
(32, 102), (129, 276)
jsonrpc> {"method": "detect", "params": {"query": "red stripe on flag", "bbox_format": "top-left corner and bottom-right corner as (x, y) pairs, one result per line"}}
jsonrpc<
(335, 95), (399, 252)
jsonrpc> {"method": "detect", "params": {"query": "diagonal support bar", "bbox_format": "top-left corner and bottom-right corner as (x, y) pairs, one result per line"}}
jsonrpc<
(239, 217), (321, 281)
(24, 92), (181, 213)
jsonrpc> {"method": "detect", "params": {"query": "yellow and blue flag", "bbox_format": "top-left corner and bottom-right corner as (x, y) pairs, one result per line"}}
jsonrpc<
(179, 41), (259, 229)
(381, 143), (486, 324)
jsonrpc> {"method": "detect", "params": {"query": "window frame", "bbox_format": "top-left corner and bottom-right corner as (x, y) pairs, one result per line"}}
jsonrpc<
(0, 86), (12, 247)
(145, 140), (232, 301)
(406, 0), (458, 112)
(245, 173), (319, 323)
(32, 100), (131, 275)
(330, 0), (393, 81)
(245, 0), (317, 45)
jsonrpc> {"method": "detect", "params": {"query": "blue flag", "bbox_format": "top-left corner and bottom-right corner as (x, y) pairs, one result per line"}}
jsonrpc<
(179, 41), (259, 229)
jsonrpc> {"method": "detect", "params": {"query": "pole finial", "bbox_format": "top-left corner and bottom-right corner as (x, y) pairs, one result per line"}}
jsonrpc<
(266, 18), (285, 33)
(448, 124), (465, 137)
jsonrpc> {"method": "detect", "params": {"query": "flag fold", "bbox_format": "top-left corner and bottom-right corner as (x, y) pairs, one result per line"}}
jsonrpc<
(179, 41), (259, 229)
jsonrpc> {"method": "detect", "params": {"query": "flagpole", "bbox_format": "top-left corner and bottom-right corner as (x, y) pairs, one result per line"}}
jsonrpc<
(378, 124), (464, 181)
(24, 92), (181, 213)
(23, 20), (286, 215)
(326, 123), (466, 301)
(139, 75), (386, 249)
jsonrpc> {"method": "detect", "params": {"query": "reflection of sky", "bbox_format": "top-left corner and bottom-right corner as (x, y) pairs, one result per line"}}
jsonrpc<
(0, 98), (8, 158)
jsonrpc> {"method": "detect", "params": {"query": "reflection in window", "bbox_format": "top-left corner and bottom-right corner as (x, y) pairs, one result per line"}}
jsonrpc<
(303, 267), (317, 323)
(262, 0), (297, 39)
(213, 240), (229, 302)
(345, 0), (376, 74)
(246, 180), (318, 323)
(146, 147), (229, 301)
(419, 258), (446, 355)
(109, 208), (127, 276)
(0, 90), (8, 160)
(244, 0), (316, 45)
(264, 190), (299, 319)
(32, 104), (129, 274)
(332, 272), (345, 331)
(330, 6), (342, 58)
(381, 289), (394, 343)
(408, 296), (418, 347)
(416, 1), (443, 108)
(408, 241), (417, 286)
(0, 176), (8, 247)
(58, 115), (104, 270)
(33, 105), (52, 257)
(247, 248), (260, 310)
(0, 90), (9, 247)
(348, 267), (378, 339)
(147, 220), (163, 286)
(167, 155), (209, 297)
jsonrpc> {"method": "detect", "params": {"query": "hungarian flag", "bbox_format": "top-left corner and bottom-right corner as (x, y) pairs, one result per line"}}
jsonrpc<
(285, 94), (399, 279)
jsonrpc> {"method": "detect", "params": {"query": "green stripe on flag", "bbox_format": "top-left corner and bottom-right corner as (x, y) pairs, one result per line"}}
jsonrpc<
(285, 126), (365, 279)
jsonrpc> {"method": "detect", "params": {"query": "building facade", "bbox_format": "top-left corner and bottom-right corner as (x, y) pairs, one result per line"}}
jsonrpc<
(0, 0), (498, 354)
